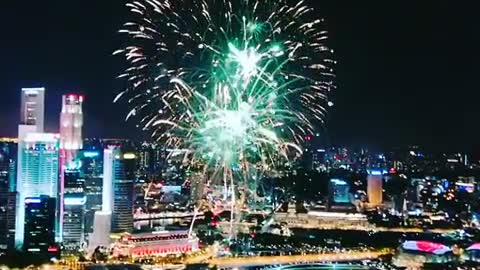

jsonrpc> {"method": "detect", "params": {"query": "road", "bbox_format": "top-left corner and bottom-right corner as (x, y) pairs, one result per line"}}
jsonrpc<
(263, 264), (372, 270)
(46, 250), (389, 270)
(208, 250), (391, 268)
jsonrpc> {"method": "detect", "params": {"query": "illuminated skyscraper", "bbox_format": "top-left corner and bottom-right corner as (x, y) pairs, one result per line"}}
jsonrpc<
(0, 144), (17, 250)
(80, 150), (103, 236)
(19, 88), (45, 130)
(62, 167), (86, 248)
(329, 179), (350, 204)
(0, 153), (10, 193)
(15, 88), (47, 248)
(24, 196), (57, 256)
(59, 94), (83, 152)
(0, 192), (17, 253)
(63, 195), (86, 249)
(102, 148), (117, 214)
(1, 138), (17, 193)
(88, 148), (115, 252)
(367, 170), (383, 207)
(15, 133), (59, 247)
(59, 94), (84, 240)
(112, 152), (136, 233)
(89, 148), (136, 250)
(102, 148), (136, 232)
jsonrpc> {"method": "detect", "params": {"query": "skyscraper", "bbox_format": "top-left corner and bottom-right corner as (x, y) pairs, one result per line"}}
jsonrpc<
(24, 196), (57, 256)
(19, 88), (45, 130)
(0, 192), (17, 253)
(62, 167), (86, 248)
(102, 148), (136, 233)
(112, 152), (136, 233)
(367, 170), (383, 207)
(63, 195), (86, 249)
(0, 152), (10, 193)
(59, 94), (83, 152)
(59, 94), (84, 241)
(15, 133), (59, 247)
(80, 150), (103, 236)
(0, 138), (18, 252)
(89, 148), (136, 250)
(88, 149), (114, 252)
(102, 148), (116, 214)
(15, 88), (47, 248)
(0, 139), (16, 192)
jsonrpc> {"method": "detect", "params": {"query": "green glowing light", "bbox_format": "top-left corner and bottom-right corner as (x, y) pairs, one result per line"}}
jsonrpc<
(228, 43), (262, 81)
(248, 22), (259, 33)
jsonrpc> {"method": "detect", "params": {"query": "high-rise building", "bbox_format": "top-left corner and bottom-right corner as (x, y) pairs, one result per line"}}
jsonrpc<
(20, 88), (45, 129)
(8, 161), (16, 192)
(88, 148), (120, 251)
(80, 150), (103, 236)
(63, 195), (86, 249)
(113, 152), (136, 233)
(0, 192), (17, 253)
(15, 133), (59, 247)
(367, 170), (383, 207)
(24, 196), (57, 255)
(0, 153), (10, 193)
(17, 88), (45, 173)
(59, 94), (83, 152)
(329, 179), (351, 204)
(102, 148), (116, 214)
(88, 211), (111, 253)
(59, 94), (84, 241)
(15, 87), (47, 248)
(0, 139), (16, 193)
(102, 148), (136, 233)
(89, 148), (136, 250)
(62, 167), (86, 248)
(64, 167), (85, 193)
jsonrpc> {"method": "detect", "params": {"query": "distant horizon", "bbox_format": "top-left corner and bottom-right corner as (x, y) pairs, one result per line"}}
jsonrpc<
(1, 133), (478, 155)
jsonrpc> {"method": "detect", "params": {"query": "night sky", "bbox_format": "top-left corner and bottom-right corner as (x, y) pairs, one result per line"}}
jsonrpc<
(0, 1), (478, 150)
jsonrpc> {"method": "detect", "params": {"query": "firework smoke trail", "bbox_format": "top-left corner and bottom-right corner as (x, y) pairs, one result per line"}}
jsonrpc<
(115, 0), (335, 235)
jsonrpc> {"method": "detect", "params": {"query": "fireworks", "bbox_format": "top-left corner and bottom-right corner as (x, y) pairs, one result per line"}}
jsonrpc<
(115, 0), (335, 213)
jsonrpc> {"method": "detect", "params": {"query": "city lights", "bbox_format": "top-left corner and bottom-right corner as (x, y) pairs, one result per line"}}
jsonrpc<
(0, 0), (476, 269)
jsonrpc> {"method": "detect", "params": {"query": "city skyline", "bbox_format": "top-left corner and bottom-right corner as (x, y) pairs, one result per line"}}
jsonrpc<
(2, 1), (480, 268)
(0, 1), (478, 150)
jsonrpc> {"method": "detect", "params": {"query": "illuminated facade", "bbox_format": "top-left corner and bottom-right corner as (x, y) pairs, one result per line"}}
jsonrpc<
(80, 150), (103, 235)
(17, 88), (45, 189)
(15, 133), (59, 247)
(15, 87), (47, 248)
(62, 169), (86, 247)
(276, 211), (371, 230)
(112, 231), (199, 258)
(20, 88), (45, 129)
(102, 148), (117, 213)
(393, 240), (455, 267)
(329, 178), (350, 204)
(367, 170), (383, 207)
(59, 94), (83, 151)
(112, 152), (136, 233)
(59, 94), (84, 240)
(88, 211), (111, 253)
(63, 195), (86, 248)
(102, 148), (136, 233)
(24, 196), (56, 255)
(0, 153), (10, 193)
(0, 192), (17, 253)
